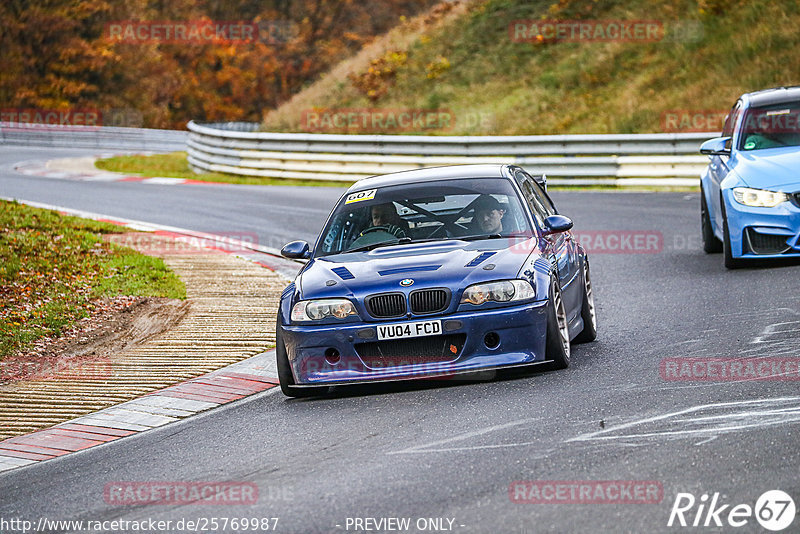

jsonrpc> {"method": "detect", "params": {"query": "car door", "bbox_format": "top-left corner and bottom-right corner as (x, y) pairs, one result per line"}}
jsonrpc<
(532, 179), (582, 314)
(516, 171), (581, 315)
(709, 101), (741, 229)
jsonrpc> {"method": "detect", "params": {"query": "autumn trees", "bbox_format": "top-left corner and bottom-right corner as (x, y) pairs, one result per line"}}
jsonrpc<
(0, 0), (437, 129)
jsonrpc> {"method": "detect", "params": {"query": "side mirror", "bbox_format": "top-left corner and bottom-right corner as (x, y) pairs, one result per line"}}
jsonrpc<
(543, 215), (574, 235)
(700, 136), (731, 156)
(281, 240), (311, 259)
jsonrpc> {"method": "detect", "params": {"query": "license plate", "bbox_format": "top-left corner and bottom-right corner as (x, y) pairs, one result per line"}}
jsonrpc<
(377, 319), (442, 341)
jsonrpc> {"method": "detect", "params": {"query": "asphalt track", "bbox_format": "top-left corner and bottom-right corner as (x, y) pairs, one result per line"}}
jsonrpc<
(2, 146), (800, 533)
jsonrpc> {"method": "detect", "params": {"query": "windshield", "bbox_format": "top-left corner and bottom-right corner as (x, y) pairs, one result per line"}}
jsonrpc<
(316, 177), (532, 257)
(739, 101), (800, 150)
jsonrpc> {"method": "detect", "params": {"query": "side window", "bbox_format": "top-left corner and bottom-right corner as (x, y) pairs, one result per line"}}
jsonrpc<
(722, 101), (742, 143)
(519, 180), (547, 228)
(529, 179), (557, 216)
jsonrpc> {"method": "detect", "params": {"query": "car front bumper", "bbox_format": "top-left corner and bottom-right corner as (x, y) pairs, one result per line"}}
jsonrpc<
(281, 300), (550, 385)
(724, 190), (800, 258)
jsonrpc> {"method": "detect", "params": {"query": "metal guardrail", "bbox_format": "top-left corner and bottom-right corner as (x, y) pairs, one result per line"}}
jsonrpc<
(0, 125), (187, 152)
(187, 121), (716, 187)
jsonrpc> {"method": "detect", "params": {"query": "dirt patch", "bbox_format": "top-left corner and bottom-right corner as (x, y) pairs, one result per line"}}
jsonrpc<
(0, 296), (189, 384)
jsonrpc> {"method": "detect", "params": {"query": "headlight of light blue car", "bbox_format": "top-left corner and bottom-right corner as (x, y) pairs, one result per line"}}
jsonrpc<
(291, 299), (358, 322)
(460, 280), (535, 306)
(732, 187), (789, 207)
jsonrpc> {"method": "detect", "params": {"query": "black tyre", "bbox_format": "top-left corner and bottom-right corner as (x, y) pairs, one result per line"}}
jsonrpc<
(276, 319), (328, 398)
(573, 260), (597, 344)
(545, 278), (571, 369)
(720, 197), (744, 269)
(701, 186), (722, 253)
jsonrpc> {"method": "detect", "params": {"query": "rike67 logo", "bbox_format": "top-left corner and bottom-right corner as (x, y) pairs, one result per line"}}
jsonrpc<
(668, 490), (795, 531)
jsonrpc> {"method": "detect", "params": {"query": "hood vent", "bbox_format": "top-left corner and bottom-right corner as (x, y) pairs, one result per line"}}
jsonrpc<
(378, 265), (440, 276)
(331, 266), (355, 280)
(465, 251), (496, 267)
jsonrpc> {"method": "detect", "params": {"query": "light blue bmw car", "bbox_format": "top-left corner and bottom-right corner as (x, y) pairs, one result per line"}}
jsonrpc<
(700, 86), (800, 268)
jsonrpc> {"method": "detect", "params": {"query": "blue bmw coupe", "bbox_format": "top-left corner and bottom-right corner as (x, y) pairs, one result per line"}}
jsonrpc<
(276, 164), (596, 396)
(700, 86), (800, 268)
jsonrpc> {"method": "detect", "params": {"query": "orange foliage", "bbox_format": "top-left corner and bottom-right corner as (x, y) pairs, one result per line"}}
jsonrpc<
(0, 0), (438, 128)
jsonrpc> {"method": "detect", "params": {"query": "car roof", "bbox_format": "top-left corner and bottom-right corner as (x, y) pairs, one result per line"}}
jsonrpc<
(743, 86), (800, 108)
(346, 164), (513, 193)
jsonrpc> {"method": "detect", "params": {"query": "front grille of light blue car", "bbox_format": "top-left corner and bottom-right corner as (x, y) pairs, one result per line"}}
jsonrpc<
(355, 334), (466, 368)
(745, 228), (792, 255)
(792, 192), (800, 208)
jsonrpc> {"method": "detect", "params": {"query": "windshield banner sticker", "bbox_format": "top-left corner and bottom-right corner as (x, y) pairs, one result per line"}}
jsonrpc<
(345, 189), (377, 204)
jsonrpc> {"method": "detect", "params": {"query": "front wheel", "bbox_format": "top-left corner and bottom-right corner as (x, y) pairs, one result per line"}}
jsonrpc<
(276, 319), (329, 398)
(573, 260), (597, 344)
(545, 278), (571, 369)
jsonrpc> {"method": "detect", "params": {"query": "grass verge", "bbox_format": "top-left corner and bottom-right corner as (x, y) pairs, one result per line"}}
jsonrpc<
(0, 200), (186, 358)
(95, 152), (355, 188)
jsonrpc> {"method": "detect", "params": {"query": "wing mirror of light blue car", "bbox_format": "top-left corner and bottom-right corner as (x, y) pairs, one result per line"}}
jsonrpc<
(543, 215), (574, 235)
(281, 240), (311, 259)
(700, 136), (731, 156)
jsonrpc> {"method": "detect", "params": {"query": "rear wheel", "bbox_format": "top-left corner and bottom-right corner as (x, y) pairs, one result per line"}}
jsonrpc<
(545, 278), (571, 369)
(573, 260), (597, 344)
(276, 319), (328, 398)
(701, 185), (722, 253)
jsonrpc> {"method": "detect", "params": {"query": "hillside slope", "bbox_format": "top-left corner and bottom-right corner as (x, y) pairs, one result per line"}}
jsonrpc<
(262, 0), (800, 135)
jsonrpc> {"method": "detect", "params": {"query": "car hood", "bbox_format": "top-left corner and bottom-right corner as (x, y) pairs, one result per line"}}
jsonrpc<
(298, 238), (538, 299)
(734, 147), (800, 191)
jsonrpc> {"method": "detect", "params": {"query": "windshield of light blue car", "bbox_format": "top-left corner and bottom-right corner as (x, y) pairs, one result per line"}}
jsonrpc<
(316, 178), (533, 257)
(739, 102), (800, 150)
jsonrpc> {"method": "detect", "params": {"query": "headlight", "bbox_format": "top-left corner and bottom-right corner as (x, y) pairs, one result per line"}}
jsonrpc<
(732, 187), (789, 207)
(460, 280), (535, 306)
(291, 299), (357, 322)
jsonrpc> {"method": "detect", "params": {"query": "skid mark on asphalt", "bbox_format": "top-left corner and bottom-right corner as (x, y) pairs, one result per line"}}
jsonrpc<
(743, 318), (800, 357)
(386, 417), (554, 455)
(566, 396), (800, 444)
(648, 307), (799, 380)
(711, 307), (799, 319)
(694, 435), (718, 446)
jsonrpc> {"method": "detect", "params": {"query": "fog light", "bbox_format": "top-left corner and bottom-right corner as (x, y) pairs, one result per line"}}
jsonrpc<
(484, 332), (500, 349)
(324, 348), (340, 364)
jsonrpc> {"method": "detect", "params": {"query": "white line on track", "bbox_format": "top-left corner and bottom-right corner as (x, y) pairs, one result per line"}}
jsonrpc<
(567, 396), (800, 443)
(387, 417), (546, 455)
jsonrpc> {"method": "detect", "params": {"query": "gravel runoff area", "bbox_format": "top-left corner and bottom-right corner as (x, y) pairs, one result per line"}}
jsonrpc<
(0, 233), (287, 441)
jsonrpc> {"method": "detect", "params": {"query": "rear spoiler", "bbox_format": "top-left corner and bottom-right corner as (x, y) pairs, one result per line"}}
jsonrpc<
(531, 173), (547, 191)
